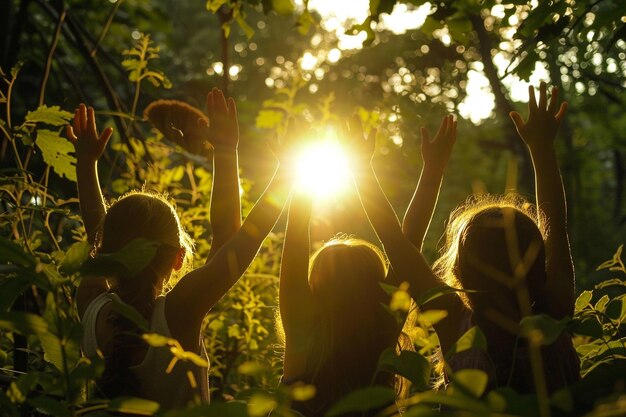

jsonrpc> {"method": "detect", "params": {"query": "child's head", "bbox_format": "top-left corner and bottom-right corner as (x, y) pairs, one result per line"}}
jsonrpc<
(299, 237), (399, 404)
(309, 236), (388, 307)
(433, 195), (547, 319)
(98, 191), (194, 297)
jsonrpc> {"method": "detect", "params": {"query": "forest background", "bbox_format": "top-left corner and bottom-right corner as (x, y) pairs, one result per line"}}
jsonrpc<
(1, 0), (626, 416)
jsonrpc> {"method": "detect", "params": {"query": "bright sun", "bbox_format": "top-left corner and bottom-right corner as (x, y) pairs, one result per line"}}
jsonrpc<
(296, 138), (352, 198)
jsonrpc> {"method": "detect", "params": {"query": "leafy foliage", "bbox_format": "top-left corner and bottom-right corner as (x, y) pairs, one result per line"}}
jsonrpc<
(1, 1), (626, 416)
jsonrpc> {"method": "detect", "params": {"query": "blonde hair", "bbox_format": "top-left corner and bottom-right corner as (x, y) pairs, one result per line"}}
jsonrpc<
(98, 190), (194, 294)
(95, 190), (194, 398)
(432, 193), (546, 311)
(280, 235), (412, 413)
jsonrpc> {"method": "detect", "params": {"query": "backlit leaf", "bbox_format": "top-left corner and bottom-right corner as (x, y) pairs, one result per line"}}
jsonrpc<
(36, 129), (77, 182)
(25, 105), (72, 126)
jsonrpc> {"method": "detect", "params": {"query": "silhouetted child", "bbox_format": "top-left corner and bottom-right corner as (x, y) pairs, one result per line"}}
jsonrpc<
(404, 83), (580, 394)
(69, 89), (293, 408)
(278, 116), (457, 416)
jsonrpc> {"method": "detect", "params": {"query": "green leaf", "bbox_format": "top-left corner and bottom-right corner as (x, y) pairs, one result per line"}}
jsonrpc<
(28, 396), (72, 417)
(35, 129), (77, 182)
(0, 275), (32, 311)
(378, 348), (431, 391)
(520, 314), (570, 345)
(451, 369), (488, 398)
(206, 0), (228, 14)
(80, 238), (158, 278)
(110, 296), (150, 331)
(572, 316), (604, 338)
(402, 390), (491, 414)
(297, 9), (316, 35)
(575, 290), (593, 311)
(0, 236), (36, 267)
(238, 361), (267, 376)
(417, 309), (448, 327)
(0, 312), (48, 335)
(142, 333), (171, 347)
(420, 17), (444, 36)
(414, 285), (473, 307)
(108, 397), (160, 415)
(326, 386), (396, 417)
(291, 384), (316, 401)
(606, 296), (626, 321)
(446, 326), (487, 359)
(255, 110), (284, 130)
(248, 393), (276, 417)
(6, 373), (38, 404)
(487, 388), (538, 416)
(163, 401), (248, 417)
(270, 0), (294, 16)
(594, 294), (610, 313)
(59, 241), (91, 275)
(25, 105), (73, 126)
(235, 15), (255, 40)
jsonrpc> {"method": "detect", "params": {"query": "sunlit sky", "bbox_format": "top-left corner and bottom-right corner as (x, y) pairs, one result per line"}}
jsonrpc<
(297, 0), (549, 124)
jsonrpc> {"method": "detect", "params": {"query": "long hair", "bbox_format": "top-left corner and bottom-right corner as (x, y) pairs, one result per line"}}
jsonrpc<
(298, 237), (403, 415)
(432, 194), (546, 317)
(432, 194), (561, 392)
(94, 190), (194, 397)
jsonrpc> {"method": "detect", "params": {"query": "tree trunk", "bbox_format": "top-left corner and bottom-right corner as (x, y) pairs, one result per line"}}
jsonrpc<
(469, 13), (533, 193)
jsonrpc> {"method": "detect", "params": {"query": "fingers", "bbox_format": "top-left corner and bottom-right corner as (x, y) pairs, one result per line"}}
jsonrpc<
(450, 118), (458, 143)
(206, 90), (214, 120)
(227, 96), (238, 123)
(538, 81), (548, 110)
(434, 115), (448, 140)
(79, 103), (88, 133)
(213, 87), (228, 115)
(66, 125), (77, 142)
(527, 85), (538, 114)
(87, 106), (97, 136)
(548, 86), (559, 115)
(73, 108), (81, 136)
(509, 111), (525, 131)
(99, 127), (114, 145)
(555, 102), (568, 126)
(420, 126), (431, 146)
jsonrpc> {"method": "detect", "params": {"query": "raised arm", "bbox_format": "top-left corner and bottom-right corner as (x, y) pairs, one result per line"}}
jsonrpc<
(66, 104), (112, 245)
(509, 82), (574, 318)
(347, 117), (463, 352)
(402, 115), (457, 250)
(67, 104), (113, 316)
(280, 190), (316, 380)
(167, 146), (295, 340)
(205, 88), (242, 262)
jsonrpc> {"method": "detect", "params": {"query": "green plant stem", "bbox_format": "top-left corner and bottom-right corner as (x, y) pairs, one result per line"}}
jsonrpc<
(91, 0), (124, 58)
(38, 4), (66, 106)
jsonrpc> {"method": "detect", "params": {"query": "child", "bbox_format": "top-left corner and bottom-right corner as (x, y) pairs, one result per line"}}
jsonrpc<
(279, 116), (458, 416)
(68, 89), (293, 408)
(405, 83), (580, 393)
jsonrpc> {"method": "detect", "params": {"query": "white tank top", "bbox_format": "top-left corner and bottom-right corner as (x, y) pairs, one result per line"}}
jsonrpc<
(82, 293), (209, 408)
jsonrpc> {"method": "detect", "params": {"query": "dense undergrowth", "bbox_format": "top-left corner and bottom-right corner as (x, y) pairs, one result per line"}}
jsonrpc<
(1, 17), (625, 417)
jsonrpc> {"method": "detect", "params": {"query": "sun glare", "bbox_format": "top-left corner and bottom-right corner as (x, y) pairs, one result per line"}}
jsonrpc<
(296, 138), (352, 198)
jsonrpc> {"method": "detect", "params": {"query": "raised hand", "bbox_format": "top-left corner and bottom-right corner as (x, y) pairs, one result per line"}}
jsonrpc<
(509, 82), (567, 150)
(206, 87), (238, 150)
(421, 114), (457, 173)
(66, 103), (113, 162)
(347, 115), (376, 167)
